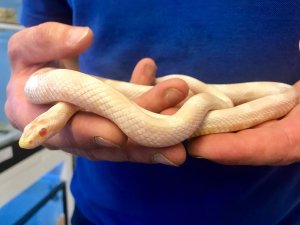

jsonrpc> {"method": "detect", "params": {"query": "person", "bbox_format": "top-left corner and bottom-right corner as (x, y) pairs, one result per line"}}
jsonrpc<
(5, 1), (300, 224)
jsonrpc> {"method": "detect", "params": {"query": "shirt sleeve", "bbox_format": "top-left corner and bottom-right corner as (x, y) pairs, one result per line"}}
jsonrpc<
(21, 0), (73, 26)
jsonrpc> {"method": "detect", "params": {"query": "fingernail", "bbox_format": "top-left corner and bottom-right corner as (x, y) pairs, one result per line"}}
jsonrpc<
(164, 88), (183, 106)
(94, 136), (120, 148)
(67, 26), (90, 46)
(152, 153), (178, 166)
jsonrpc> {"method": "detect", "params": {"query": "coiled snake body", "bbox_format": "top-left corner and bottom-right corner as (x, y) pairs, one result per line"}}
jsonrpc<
(19, 68), (298, 149)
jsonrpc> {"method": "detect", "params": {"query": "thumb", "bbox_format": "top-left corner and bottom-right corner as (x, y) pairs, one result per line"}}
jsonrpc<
(8, 22), (93, 73)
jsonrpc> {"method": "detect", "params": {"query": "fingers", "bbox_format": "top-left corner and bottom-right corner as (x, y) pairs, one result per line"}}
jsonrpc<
(8, 22), (93, 74)
(125, 58), (187, 165)
(42, 62), (188, 148)
(135, 78), (189, 112)
(131, 58), (189, 112)
(188, 117), (300, 165)
(58, 58), (188, 165)
(189, 131), (269, 165)
(55, 78), (188, 163)
(69, 141), (187, 166)
(130, 58), (157, 85)
(7, 28), (188, 165)
(47, 111), (127, 149)
(188, 81), (300, 166)
(38, 61), (188, 164)
(6, 22), (93, 131)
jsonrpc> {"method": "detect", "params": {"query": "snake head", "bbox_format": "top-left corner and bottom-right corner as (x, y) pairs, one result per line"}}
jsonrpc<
(18, 102), (78, 149)
(19, 126), (49, 149)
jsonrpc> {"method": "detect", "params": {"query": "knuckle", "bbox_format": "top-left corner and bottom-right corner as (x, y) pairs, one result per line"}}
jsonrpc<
(8, 32), (21, 62)
(32, 23), (54, 47)
(5, 79), (12, 97)
(4, 100), (19, 130)
(34, 22), (72, 48)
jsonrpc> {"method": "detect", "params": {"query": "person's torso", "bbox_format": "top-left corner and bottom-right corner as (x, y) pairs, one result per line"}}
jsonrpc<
(26, 0), (300, 224)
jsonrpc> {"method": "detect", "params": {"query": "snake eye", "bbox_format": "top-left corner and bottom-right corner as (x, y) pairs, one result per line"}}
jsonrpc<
(39, 128), (48, 137)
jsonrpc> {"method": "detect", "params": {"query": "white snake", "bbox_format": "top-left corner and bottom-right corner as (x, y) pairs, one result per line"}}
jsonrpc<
(19, 68), (298, 149)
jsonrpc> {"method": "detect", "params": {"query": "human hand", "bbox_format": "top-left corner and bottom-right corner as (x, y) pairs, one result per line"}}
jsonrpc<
(5, 22), (188, 165)
(188, 81), (300, 165)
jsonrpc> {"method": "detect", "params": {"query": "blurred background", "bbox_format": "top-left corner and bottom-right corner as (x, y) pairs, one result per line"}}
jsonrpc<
(0, 1), (74, 224)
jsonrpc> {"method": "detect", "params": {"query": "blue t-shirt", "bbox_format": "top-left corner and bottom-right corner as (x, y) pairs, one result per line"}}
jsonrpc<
(22, 1), (300, 224)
